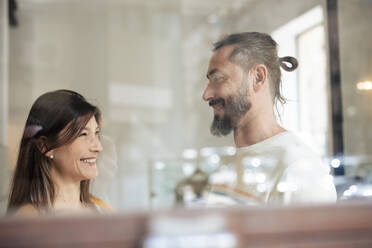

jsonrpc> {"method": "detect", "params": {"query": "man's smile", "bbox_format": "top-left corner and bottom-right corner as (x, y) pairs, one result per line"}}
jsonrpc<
(209, 98), (225, 108)
(209, 99), (225, 115)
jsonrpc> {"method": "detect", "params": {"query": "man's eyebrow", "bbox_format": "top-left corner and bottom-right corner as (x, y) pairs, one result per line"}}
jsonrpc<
(206, 68), (219, 79)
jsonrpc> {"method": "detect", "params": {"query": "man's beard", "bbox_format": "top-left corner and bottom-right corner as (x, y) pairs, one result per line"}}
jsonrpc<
(210, 88), (251, 137)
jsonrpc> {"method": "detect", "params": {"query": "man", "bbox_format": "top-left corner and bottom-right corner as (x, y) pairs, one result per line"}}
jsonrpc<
(203, 32), (337, 205)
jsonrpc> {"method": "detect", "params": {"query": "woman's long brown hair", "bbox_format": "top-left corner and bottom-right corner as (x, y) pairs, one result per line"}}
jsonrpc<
(7, 89), (101, 214)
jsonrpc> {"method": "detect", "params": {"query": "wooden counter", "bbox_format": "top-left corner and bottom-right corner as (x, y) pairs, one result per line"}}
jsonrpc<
(1, 202), (371, 247)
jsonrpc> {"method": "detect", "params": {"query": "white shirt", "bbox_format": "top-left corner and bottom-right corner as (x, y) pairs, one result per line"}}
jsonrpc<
(207, 131), (337, 206)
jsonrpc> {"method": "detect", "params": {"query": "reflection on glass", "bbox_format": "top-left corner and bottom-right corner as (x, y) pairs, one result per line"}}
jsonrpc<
(150, 147), (239, 209)
(329, 155), (372, 202)
(207, 155), (278, 206)
(356, 81), (372, 91)
(2, 0), (372, 216)
(149, 147), (372, 209)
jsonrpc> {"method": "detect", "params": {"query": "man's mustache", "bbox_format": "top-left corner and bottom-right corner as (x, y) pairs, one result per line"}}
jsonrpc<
(209, 98), (225, 107)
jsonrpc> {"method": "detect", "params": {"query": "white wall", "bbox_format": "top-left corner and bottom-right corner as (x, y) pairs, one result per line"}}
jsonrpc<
(0, 0), (10, 213)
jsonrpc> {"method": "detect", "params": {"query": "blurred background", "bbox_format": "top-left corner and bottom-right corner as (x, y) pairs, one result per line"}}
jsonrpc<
(0, 0), (372, 213)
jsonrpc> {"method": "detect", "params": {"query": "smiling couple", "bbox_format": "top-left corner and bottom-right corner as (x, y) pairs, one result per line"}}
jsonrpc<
(7, 32), (336, 216)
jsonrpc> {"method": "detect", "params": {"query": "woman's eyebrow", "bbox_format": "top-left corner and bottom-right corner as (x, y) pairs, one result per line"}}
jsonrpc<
(82, 125), (100, 131)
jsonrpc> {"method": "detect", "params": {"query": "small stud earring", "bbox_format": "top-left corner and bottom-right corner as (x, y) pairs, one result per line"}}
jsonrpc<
(50, 155), (54, 159)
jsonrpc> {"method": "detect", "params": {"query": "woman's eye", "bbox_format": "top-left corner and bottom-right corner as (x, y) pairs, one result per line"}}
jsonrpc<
(79, 132), (88, 137)
(95, 130), (100, 136)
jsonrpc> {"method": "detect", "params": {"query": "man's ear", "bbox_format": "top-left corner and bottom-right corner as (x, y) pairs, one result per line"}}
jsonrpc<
(251, 64), (268, 92)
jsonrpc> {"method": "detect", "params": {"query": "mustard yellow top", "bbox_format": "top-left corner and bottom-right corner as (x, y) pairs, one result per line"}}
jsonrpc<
(12, 197), (114, 217)
(90, 196), (115, 213)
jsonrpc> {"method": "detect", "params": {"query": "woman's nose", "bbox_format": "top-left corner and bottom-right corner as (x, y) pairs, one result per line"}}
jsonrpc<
(91, 136), (103, 153)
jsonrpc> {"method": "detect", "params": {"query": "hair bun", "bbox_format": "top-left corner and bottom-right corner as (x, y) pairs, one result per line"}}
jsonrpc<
(279, 56), (298, 72)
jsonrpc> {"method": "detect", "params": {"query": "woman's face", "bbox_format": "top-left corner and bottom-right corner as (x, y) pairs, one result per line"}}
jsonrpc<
(49, 116), (103, 182)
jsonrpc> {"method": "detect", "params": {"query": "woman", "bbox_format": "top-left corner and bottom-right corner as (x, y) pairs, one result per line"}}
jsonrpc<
(7, 89), (113, 216)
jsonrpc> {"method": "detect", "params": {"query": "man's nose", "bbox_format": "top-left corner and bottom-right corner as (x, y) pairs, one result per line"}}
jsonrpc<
(202, 83), (214, 102)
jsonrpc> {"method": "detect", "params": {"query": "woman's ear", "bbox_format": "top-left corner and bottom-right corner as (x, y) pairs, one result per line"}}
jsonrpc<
(36, 136), (51, 155)
(252, 64), (268, 92)
(45, 150), (54, 159)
